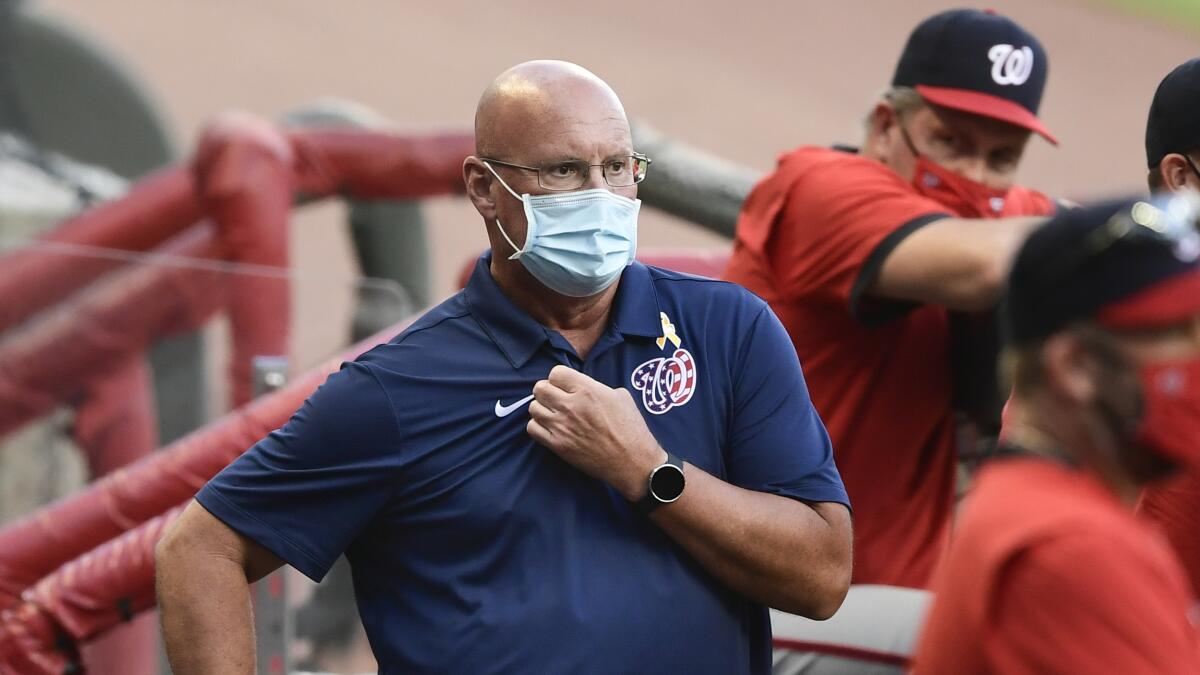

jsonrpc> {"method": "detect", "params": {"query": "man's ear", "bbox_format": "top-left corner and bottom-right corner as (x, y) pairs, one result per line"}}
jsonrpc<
(1040, 332), (1098, 405)
(870, 100), (898, 137)
(1158, 154), (1191, 193)
(463, 156), (497, 221)
(863, 101), (898, 160)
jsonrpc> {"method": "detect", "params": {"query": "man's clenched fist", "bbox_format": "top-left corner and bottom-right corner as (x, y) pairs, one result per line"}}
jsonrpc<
(527, 365), (667, 501)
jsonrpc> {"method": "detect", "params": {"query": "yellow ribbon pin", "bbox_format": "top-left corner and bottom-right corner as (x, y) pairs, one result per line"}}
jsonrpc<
(656, 312), (681, 350)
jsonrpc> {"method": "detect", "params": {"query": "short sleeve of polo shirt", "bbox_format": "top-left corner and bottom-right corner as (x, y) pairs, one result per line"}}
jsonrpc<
(988, 533), (1200, 673)
(766, 154), (950, 323)
(195, 361), (402, 582)
(725, 303), (849, 507)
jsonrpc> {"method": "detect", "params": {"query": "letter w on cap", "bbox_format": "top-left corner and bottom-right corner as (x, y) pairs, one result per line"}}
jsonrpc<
(989, 44), (1034, 86)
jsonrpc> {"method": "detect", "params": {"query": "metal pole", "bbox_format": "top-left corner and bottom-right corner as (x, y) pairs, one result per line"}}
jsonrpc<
(251, 355), (290, 675)
(630, 120), (760, 239)
(280, 101), (424, 341)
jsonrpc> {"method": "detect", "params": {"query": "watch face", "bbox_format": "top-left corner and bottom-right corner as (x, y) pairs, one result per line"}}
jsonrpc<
(650, 464), (685, 502)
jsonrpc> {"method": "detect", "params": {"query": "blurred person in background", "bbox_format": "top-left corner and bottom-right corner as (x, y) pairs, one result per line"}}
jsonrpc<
(1135, 56), (1200, 599)
(912, 195), (1200, 673)
(724, 8), (1057, 592)
(156, 60), (852, 674)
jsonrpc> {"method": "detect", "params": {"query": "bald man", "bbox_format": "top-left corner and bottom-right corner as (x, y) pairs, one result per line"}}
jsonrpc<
(156, 61), (852, 674)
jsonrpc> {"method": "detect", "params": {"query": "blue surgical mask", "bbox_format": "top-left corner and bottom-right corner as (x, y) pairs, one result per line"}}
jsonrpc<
(484, 162), (640, 297)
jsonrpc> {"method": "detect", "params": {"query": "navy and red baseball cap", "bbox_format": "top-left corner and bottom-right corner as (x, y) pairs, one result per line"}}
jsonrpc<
(1145, 58), (1200, 168)
(893, 8), (1056, 145)
(1004, 194), (1200, 346)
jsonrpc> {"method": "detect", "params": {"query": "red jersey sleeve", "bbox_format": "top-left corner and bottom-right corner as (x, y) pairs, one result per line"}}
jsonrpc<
(726, 147), (1053, 326)
(987, 532), (1200, 674)
(1140, 471), (1200, 597)
(762, 150), (950, 319)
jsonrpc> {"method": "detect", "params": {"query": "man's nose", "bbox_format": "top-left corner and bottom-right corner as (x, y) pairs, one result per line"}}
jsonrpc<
(583, 164), (608, 190)
(954, 156), (988, 184)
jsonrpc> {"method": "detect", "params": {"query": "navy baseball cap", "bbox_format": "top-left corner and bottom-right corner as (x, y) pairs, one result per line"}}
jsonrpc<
(1146, 58), (1200, 168)
(1004, 194), (1200, 346)
(893, 9), (1056, 145)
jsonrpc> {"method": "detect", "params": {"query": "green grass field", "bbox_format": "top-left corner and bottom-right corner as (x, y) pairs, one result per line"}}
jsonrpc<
(1098, 0), (1200, 35)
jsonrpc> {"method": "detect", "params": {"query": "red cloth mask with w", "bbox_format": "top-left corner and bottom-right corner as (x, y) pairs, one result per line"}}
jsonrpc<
(911, 155), (1010, 219)
(1135, 357), (1200, 469)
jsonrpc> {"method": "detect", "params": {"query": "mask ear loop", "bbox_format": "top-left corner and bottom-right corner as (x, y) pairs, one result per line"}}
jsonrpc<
(1076, 328), (1146, 459)
(897, 119), (923, 160)
(1184, 155), (1200, 184)
(482, 161), (529, 260)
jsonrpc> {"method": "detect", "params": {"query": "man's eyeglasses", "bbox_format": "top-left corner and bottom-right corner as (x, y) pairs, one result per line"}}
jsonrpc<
(1053, 191), (1200, 283)
(480, 154), (652, 191)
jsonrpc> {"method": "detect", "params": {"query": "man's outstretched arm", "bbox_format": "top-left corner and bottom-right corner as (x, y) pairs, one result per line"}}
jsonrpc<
(155, 500), (284, 675)
(870, 215), (1046, 311)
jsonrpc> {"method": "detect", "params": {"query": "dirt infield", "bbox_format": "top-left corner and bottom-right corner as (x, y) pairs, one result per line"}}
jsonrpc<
(37, 0), (1200, 368)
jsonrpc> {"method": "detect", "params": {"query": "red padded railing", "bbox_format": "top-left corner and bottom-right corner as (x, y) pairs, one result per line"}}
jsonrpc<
(0, 111), (473, 674)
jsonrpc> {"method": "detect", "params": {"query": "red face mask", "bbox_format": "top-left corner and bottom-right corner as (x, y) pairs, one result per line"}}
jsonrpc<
(1134, 357), (1200, 469)
(911, 155), (1010, 219)
(899, 123), (1010, 219)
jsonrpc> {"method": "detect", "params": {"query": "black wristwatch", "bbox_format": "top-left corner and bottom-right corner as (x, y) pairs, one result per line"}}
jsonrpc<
(635, 452), (686, 514)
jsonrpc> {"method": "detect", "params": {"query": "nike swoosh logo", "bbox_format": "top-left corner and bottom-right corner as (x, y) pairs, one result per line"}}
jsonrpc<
(494, 394), (535, 418)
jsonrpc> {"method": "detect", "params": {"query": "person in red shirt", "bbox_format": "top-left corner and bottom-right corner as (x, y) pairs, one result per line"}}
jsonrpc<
(724, 9), (1057, 588)
(1137, 57), (1200, 598)
(913, 194), (1200, 674)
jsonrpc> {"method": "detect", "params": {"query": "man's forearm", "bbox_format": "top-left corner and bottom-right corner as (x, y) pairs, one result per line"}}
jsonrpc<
(156, 533), (257, 674)
(872, 215), (1046, 311)
(649, 462), (852, 619)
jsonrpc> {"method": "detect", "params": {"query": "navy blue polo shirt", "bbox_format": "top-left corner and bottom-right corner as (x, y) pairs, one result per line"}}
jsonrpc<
(197, 252), (848, 674)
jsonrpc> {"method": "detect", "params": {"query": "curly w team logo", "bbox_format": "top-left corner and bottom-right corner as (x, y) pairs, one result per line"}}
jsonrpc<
(988, 44), (1034, 86)
(631, 312), (697, 415)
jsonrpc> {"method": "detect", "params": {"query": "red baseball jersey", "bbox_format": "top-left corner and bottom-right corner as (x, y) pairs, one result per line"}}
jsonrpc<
(1140, 471), (1200, 598)
(912, 457), (1200, 674)
(723, 146), (1053, 588)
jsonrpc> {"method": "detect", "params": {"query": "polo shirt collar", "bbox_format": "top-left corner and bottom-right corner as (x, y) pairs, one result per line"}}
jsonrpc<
(609, 258), (662, 339)
(463, 252), (662, 368)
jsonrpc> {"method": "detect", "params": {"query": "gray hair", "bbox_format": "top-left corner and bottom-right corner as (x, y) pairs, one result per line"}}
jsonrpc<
(863, 86), (926, 131)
